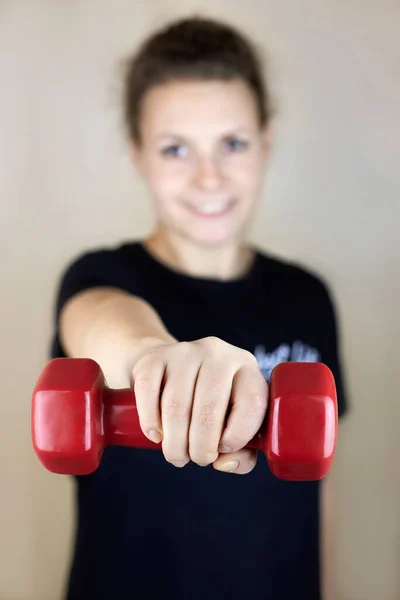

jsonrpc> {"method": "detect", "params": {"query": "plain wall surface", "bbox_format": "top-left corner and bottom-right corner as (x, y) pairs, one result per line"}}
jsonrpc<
(1, 1), (399, 598)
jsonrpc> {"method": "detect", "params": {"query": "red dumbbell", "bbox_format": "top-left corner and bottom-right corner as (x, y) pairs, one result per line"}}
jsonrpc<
(31, 358), (338, 481)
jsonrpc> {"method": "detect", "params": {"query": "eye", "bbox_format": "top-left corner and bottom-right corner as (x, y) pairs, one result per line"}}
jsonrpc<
(161, 144), (188, 158)
(223, 137), (249, 153)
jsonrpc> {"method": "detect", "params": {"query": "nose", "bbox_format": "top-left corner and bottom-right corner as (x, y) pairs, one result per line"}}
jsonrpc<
(193, 157), (224, 192)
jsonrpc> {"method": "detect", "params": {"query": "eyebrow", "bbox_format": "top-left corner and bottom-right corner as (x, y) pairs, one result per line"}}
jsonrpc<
(155, 127), (252, 141)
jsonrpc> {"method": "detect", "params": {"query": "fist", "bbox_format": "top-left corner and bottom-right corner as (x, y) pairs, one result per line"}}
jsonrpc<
(131, 336), (268, 474)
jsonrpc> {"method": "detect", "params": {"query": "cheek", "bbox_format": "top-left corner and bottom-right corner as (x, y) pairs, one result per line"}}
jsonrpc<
(147, 161), (188, 206)
(228, 155), (264, 195)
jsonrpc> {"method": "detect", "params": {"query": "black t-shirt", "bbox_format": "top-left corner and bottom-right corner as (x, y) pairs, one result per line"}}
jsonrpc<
(51, 240), (347, 600)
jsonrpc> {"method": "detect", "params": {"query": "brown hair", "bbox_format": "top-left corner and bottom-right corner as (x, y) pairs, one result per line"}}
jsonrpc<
(123, 16), (272, 144)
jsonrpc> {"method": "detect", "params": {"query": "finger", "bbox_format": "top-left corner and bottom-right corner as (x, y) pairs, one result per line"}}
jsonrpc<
(161, 360), (200, 468)
(213, 449), (257, 475)
(188, 360), (233, 466)
(131, 353), (166, 444)
(218, 363), (268, 452)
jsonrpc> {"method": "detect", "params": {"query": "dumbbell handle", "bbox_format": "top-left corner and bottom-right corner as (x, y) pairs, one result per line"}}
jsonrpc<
(103, 387), (264, 451)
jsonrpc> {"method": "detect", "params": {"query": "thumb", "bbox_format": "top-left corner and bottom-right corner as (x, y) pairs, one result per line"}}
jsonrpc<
(213, 449), (257, 475)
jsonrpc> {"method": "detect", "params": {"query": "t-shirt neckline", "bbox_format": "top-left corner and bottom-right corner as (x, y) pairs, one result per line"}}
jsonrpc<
(136, 241), (261, 291)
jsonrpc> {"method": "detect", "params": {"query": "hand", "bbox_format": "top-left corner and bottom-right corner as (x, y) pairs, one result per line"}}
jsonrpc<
(131, 336), (268, 474)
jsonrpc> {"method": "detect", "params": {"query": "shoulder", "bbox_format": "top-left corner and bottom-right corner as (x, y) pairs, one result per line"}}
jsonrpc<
(254, 248), (339, 323)
(59, 240), (143, 276)
(54, 240), (145, 306)
(256, 248), (331, 295)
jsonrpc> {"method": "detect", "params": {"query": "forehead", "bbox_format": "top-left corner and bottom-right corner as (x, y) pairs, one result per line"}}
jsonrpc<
(140, 79), (259, 138)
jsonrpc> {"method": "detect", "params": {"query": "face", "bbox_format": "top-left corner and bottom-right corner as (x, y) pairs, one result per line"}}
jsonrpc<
(131, 79), (270, 248)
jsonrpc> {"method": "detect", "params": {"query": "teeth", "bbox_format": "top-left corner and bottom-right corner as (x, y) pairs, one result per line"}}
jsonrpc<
(192, 201), (231, 215)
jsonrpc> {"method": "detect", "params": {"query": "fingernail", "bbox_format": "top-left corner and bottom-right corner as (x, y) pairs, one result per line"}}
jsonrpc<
(147, 429), (163, 444)
(171, 460), (187, 468)
(218, 444), (233, 452)
(217, 460), (239, 473)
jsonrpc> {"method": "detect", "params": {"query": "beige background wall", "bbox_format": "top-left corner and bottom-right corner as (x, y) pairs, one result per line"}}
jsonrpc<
(1, 1), (399, 598)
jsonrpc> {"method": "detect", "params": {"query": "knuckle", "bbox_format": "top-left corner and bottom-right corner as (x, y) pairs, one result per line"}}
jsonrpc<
(240, 348), (258, 365)
(133, 371), (154, 391)
(176, 341), (192, 354)
(173, 341), (201, 365)
(190, 450), (218, 467)
(224, 433), (248, 450)
(196, 403), (221, 428)
(205, 379), (227, 404)
(162, 442), (188, 462)
(162, 439), (188, 465)
(132, 358), (161, 391)
(203, 336), (224, 354)
(163, 449), (189, 464)
(163, 401), (190, 421)
(247, 390), (268, 413)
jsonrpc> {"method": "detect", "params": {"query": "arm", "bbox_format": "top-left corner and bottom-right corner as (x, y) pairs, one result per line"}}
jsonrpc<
(321, 473), (335, 600)
(59, 285), (266, 473)
(59, 287), (177, 388)
(54, 251), (266, 473)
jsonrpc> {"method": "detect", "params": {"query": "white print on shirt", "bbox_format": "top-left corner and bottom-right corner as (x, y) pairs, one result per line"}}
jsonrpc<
(253, 341), (321, 381)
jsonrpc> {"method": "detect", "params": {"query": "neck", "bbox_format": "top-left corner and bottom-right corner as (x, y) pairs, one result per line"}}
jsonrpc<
(144, 226), (255, 281)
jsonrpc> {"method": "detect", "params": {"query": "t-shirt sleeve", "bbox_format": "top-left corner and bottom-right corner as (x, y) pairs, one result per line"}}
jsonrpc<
(49, 249), (141, 359)
(313, 278), (348, 419)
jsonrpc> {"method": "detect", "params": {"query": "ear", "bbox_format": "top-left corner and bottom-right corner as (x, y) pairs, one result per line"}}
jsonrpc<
(129, 140), (146, 176)
(260, 123), (273, 160)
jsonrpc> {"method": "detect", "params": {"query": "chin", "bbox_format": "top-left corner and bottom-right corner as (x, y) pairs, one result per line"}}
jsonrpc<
(186, 228), (241, 249)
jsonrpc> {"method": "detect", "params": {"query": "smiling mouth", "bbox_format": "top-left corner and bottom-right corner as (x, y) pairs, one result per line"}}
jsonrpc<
(184, 199), (236, 218)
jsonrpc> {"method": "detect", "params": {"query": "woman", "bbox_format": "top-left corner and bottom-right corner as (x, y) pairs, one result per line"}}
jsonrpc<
(52, 16), (347, 600)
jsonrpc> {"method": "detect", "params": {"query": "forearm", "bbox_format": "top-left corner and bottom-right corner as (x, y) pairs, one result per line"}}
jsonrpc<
(59, 287), (177, 387)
